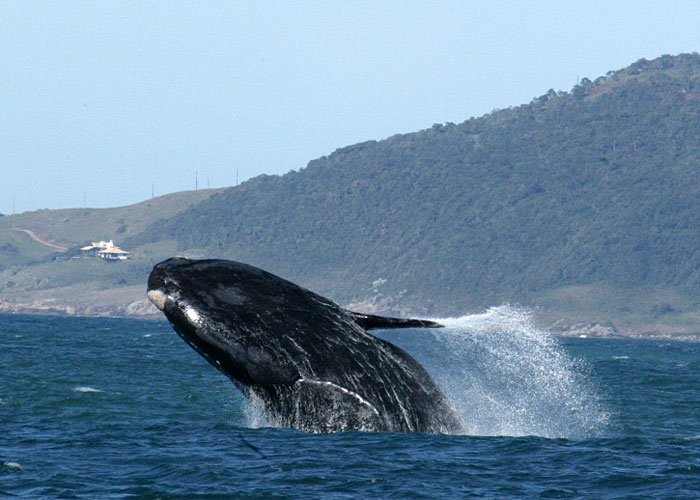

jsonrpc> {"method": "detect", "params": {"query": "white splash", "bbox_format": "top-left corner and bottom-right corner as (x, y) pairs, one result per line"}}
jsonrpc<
(242, 391), (270, 429)
(73, 386), (103, 393)
(428, 305), (610, 438)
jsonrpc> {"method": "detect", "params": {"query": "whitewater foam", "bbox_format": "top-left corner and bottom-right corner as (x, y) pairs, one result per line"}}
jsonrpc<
(427, 305), (610, 438)
(73, 386), (103, 393)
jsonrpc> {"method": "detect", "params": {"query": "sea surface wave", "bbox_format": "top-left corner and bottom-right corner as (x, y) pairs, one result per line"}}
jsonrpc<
(2, 312), (699, 499)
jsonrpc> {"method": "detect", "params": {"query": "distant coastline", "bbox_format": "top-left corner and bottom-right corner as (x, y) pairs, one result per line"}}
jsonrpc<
(4, 56), (700, 343)
(2, 297), (699, 343)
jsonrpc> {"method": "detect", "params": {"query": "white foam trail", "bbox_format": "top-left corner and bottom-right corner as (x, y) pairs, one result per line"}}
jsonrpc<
(73, 386), (103, 393)
(428, 305), (610, 438)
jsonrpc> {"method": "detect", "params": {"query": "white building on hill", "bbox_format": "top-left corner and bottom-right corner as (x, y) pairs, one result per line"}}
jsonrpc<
(80, 240), (131, 261)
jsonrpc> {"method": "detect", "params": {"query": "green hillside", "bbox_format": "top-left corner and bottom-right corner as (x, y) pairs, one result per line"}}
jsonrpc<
(129, 53), (700, 323)
(0, 189), (221, 317)
(0, 188), (224, 249)
(4, 53), (700, 338)
(0, 230), (57, 268)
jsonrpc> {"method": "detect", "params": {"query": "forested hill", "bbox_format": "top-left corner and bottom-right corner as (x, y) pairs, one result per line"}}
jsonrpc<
(130, 53), (700, 315)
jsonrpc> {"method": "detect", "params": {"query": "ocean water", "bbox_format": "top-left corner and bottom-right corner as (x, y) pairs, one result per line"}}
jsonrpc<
(1, 308), (699, 499)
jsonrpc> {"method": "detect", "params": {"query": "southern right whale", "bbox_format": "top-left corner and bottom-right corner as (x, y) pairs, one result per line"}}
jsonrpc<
(147, 257), (463, 434)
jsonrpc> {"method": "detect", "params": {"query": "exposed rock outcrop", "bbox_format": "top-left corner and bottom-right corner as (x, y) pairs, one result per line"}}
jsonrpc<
(550, 320), (619, 338)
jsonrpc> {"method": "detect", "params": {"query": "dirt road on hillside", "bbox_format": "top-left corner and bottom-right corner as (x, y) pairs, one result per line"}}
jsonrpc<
(10, 228), (67, 252)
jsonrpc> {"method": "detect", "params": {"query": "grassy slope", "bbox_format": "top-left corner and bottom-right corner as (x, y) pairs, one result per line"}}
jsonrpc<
(0, 189), (221, 318)
(0, 230), (57, 267)
(0, 188), (224, 249)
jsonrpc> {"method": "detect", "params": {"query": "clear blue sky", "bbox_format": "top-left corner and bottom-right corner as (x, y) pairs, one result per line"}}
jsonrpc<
(2, 1), (699, 214)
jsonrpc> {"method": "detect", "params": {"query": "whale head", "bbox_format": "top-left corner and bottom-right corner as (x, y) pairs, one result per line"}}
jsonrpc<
(147, 257), (307, 387)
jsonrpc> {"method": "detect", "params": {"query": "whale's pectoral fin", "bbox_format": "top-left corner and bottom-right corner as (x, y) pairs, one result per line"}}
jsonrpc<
(346, 311), (443, 330)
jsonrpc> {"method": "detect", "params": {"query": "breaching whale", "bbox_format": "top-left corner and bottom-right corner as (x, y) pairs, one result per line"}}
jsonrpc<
(147, 257), (463, 434)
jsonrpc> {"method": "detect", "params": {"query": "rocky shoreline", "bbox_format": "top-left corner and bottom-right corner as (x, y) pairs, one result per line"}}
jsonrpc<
(549, 319), (700, 342)
(549, 320), (620, 338)
(0, 297), (160, 320)
(2, 296), (699, 342)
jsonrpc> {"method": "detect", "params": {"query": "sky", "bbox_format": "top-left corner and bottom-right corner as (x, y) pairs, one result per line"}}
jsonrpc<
(2, 1), (700, 214)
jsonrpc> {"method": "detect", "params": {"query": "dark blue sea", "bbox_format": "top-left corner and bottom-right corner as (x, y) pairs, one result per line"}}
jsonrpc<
(2, 307), (699, 499)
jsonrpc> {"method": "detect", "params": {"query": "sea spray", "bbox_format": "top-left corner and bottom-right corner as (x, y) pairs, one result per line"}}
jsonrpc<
(427, 305), (610, 438)
(228, 305), (610, 437)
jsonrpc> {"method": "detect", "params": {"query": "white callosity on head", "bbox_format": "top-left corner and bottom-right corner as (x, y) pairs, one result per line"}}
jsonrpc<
(147, 289), (167, 311)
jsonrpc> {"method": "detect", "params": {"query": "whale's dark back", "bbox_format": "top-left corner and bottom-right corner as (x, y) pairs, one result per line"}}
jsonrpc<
(148, 258), (463, 433)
